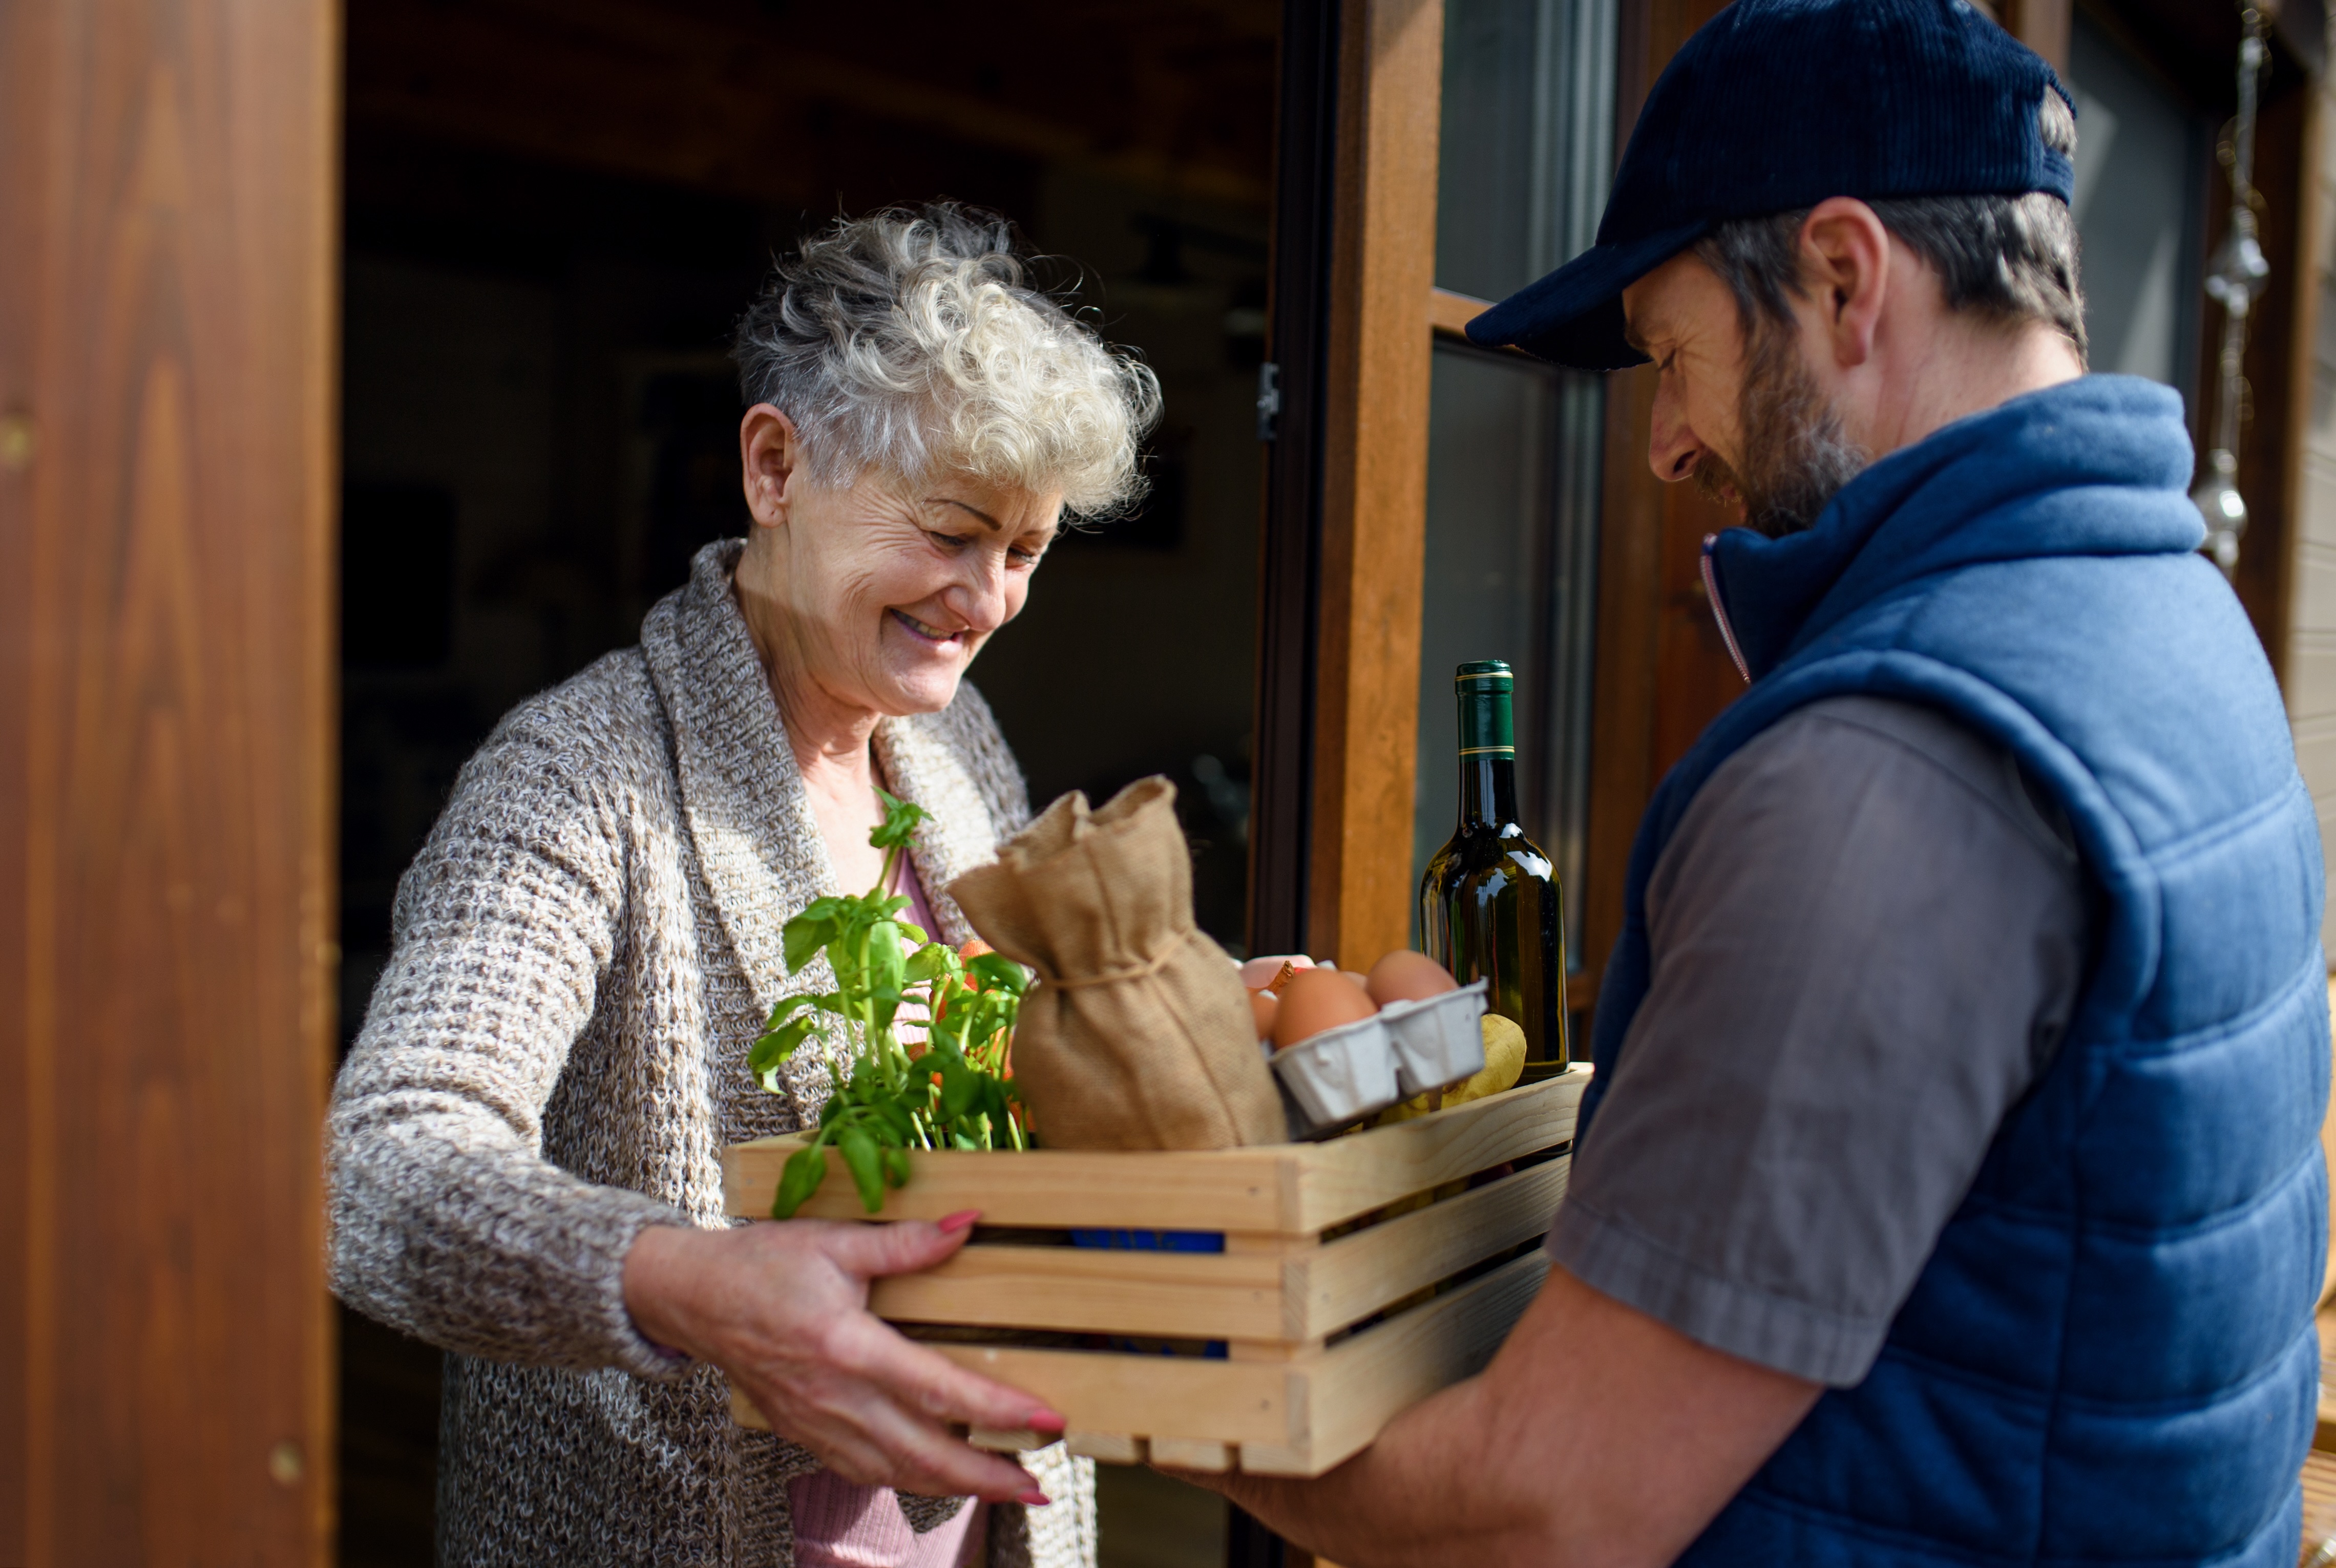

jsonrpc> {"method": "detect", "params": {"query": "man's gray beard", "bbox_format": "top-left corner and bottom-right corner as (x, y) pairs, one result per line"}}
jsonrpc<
(1695, 324), (1868, 538)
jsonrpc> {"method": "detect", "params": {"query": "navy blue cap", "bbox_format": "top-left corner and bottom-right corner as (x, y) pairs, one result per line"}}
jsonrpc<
(1467, 0), (2074, 371)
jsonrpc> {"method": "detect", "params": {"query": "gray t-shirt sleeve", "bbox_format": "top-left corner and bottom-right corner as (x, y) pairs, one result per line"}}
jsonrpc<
(1548, 695), (2090, 1387)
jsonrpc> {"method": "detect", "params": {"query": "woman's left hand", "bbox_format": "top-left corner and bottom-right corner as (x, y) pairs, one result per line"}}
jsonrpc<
(622, 1214), (1064, 1503)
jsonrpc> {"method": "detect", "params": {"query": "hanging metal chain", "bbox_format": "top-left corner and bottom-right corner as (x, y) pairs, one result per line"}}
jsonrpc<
(2194, 4), (2272, 579)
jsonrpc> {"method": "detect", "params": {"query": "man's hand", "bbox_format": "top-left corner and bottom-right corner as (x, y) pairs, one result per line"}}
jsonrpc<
(623, 1215), (1064, 1503)
(1182, 1264), (1821, 1568)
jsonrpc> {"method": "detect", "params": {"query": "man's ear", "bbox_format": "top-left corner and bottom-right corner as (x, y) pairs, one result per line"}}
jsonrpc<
(740, 405), (802, 529)
(1796, 198), (1891, 370)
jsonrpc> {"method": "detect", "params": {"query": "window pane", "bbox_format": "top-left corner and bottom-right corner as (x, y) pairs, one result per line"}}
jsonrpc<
(1416, 0), (1614, 962)
(1436, 0), (1616, 300)
(2066, 12), (2207, 407)
(1413, 344), (1602, 960)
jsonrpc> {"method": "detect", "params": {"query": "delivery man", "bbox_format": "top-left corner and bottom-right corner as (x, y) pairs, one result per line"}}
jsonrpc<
(1194, 2), (2329, 1564)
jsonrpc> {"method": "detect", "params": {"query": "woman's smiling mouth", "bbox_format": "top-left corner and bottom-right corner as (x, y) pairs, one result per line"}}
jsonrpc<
(888, 607), (965, 646)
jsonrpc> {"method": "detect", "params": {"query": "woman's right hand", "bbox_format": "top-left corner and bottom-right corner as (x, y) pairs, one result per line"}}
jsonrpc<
(621, 1214), (1063, 1503)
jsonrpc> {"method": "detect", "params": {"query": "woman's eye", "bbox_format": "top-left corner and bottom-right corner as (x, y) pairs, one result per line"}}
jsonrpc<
(1009, 546), (1042, 568)
(926, 531), (974, 552)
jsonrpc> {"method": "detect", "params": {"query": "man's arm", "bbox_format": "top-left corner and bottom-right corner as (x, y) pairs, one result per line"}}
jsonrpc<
(1194, 1264), (1819, 1568)
(1195, 699), (2083, 1565)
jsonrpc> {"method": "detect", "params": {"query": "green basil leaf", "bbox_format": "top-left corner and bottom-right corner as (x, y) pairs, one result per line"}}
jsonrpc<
(965, 953), (1029, 997)
(783, 913), (841, 975)
(869, 789), (934, 849)
(772, 1143), (828, 1219)
(838, 1126), (886, 1214)
(881, 1145), (913, 1188)
(871, 1097), (915, 1143)
(903, 942), (952, 984)
(761, 993), (814, 1030)
(749, 1015), (818, 1078)
(938, 1059), (980, 1122)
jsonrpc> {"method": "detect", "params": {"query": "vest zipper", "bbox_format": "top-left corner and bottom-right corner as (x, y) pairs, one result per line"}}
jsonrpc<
(1701, 534), (1751, 684)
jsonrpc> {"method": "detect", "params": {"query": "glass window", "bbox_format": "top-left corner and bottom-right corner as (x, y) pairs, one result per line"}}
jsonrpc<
(1414, 0), (1615, 959)
(2065, 12), (2208, 407)
(1436, 0), (1617, 301)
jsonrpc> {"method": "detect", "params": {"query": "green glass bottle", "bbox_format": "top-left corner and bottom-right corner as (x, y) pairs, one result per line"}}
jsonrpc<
(1419, 661), (1568, 1071)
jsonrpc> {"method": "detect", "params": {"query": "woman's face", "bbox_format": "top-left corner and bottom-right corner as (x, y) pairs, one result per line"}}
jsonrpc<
(736, 406), (1062, 720)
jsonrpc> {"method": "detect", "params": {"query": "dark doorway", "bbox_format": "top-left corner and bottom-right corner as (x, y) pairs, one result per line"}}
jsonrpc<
(334, 2), (1279, 1562)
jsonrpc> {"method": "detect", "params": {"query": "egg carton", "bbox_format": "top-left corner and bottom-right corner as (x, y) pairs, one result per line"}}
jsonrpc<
(1271, 980), (1489, 1135)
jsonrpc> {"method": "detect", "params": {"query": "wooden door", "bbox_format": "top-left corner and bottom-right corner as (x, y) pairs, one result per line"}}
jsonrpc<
(0, 0), (340, 1560)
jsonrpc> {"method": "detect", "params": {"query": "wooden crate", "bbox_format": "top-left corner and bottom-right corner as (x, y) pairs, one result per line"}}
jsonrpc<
(721, 1067), (1586, 1476)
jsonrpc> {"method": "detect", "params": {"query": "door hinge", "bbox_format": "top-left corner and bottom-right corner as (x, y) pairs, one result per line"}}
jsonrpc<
(1255, 362), (1282, 442)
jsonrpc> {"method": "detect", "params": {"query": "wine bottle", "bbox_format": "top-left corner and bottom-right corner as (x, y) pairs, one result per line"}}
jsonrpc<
(1419, 661), (1568, 1071)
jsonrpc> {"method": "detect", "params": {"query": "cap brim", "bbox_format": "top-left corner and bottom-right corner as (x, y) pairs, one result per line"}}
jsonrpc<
(1465, 221), (1710, 371)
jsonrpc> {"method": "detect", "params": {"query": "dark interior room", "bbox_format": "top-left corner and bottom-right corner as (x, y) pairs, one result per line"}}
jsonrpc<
(334, 3), (1280, 1560)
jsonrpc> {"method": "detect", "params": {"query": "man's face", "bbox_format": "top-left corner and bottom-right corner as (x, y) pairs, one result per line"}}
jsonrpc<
(1622, 250), (1866, 536)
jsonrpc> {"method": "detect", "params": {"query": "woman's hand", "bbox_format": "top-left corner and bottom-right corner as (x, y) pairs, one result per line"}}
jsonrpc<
(622, 1214), (1063, 1503)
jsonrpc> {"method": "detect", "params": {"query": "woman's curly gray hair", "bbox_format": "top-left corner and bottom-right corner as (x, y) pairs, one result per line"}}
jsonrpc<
(732, 204), (1163, 518)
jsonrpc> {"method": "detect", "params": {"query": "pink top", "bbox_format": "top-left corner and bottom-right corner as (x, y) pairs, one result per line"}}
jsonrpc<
(894, 852), (943, 945)
(787, 1470), (987, 1568)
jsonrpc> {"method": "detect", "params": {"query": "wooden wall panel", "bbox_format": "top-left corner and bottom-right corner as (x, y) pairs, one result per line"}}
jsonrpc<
(1308, 0), (1445, 968)
(0, 0), (340, 1560)
(0, 4), (40, 1553)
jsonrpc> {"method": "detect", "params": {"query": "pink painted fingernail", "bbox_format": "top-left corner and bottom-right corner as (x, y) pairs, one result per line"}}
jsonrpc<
(1018, 1488), (1053, 1508)
(1026, 1408), (1066, 1434)
(938, 1210), (981, 1234)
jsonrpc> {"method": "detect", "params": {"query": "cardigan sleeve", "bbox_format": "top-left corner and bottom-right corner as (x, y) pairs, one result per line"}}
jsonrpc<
(326, 704), (689, 1379)
(943, 679), (1034, 837)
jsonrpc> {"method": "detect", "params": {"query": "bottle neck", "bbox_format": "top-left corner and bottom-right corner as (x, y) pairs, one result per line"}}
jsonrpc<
(1460, 755), (1520, 830)
(1455, 681), (1518, 831)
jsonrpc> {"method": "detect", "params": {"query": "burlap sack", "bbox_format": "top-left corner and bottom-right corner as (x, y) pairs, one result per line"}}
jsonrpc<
(948, 777), (1285, 1150)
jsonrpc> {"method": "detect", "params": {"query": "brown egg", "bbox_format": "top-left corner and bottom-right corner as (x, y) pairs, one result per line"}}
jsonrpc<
(1366, 949), (1459, 1008)
(1248, 987), (1279, 1042)
(1272, 968), (1380, 1049)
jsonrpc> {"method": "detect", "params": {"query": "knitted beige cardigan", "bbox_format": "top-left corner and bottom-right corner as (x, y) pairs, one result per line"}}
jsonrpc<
(328, 540), (1095, 1567)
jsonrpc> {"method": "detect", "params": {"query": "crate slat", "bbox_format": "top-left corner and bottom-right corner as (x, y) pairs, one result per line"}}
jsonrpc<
(731, 1248), (1550, 1477)
(1280, 1086), (1576, 1236)
(722, 1070), (1585, 1233)
(873, 1245), (1288, 1339)
(864, 1156), (1567, 1341)
(1292, 1157), (1566, 1338)
(1265, 1250), (1550, 1476)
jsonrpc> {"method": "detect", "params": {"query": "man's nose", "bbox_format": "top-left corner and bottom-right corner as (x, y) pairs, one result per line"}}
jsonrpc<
(1647, 375), (1704, 484)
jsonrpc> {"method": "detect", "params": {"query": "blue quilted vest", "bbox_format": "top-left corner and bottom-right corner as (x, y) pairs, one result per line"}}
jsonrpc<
(1581, 376), (2328, 1565)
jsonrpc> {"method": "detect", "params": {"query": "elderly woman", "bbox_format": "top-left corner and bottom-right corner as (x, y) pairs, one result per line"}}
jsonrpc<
(328, 205), (1161, 1566)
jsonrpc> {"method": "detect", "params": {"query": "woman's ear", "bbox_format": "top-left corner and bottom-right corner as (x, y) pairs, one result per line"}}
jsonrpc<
(1796, 198), (1891, 370)
(740, 405), (803, 529)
